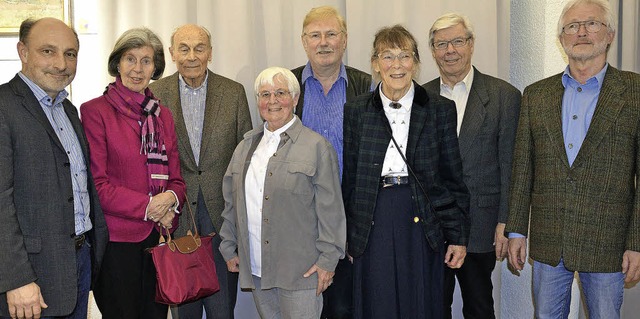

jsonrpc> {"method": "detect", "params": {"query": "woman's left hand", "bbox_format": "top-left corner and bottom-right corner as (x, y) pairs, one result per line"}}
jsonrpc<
(303, 264), (334, 296)
(158, 210), (175, 229)
(147, 192), (176, 221)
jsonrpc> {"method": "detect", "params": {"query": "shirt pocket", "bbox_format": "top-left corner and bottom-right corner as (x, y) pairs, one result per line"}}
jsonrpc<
(229, 161), (245, 195)
(286, 162), (316, 195)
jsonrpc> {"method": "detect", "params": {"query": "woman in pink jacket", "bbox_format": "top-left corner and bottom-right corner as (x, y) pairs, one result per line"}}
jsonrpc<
(80, 27), (186, 319)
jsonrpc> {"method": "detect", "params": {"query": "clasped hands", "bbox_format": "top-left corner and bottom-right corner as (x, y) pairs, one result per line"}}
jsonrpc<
(147, 192), (176, 228)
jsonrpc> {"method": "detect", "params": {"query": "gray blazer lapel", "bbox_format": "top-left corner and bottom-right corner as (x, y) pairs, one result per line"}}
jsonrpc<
(458, 69), (488, 160)
(199, 71), (223, 166)
(11, 77), (65, 152)
(572, 67), (625, 167)
(64, 101), (89, 158)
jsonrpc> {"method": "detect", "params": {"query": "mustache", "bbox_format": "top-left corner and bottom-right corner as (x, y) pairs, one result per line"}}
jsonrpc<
(574, 40), (592, 45)
(316, 46), (334, 54)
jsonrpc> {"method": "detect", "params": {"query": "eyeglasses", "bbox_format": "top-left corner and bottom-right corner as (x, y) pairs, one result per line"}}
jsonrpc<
(432, 37), (472, 51)
(303, 30), (343, 42)
(562, 20), (607, 35)
(257, 89), (291, 102)
(376, 51), (415, 65)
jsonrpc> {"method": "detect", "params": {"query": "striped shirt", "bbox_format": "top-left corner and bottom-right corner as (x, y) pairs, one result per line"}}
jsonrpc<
(18, 72), (92, 236)
(179, 72), (208, 165)
(300, 62), (347, 177)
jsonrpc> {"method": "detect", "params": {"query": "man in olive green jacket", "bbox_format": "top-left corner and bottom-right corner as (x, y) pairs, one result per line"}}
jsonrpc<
(506, 0), (640, 317)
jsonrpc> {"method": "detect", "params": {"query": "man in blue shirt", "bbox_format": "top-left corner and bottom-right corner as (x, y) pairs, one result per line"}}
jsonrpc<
(506, 0), (640, 318)
(0, 18), (107, 319)
(291, 6), (371, 319)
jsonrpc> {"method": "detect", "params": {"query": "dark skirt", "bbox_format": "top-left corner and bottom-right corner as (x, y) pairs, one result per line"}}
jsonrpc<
(353, 184), (444, 319)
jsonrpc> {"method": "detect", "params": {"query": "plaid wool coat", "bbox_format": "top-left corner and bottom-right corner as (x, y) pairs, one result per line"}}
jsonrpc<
(343, 82), (470, 257)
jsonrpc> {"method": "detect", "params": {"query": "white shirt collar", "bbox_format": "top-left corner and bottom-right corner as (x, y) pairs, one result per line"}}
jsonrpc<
(380, 82), (415, 113)
(440, 67), (474, 91)
(263, 115), (296, 139)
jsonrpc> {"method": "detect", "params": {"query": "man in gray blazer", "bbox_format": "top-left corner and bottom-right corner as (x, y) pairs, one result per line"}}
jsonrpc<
(149, 24), (252, 319)
(0, 18), (107, 319)
(423, 13), (521, 319)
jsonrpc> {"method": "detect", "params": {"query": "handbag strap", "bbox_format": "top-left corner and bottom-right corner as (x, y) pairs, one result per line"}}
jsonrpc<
(386, 127), (436, 216)
(160, 194), (200, 243)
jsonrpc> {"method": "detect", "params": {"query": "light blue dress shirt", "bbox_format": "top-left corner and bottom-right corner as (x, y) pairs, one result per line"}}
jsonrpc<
(561, 64), (607, 166)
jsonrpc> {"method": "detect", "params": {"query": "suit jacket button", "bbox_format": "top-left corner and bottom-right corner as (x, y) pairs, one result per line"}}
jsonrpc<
(191, 201), (197, 206)
(198, 171), (203, 175)
(68, 196), (74, 202)
(371, 220), (375, 225)
(414, 216), (420, 223)
(265, 196), (269, 200)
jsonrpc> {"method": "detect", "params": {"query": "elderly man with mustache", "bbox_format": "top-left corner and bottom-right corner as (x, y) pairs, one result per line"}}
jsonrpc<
(291, 6), (371, 319)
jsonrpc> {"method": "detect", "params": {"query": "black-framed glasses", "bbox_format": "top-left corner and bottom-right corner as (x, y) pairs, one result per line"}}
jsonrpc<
(257, 90), (291, 102)
(376, 51), (415, 65)
(562, 20), (607, 35)
(432, 37), (472, 50)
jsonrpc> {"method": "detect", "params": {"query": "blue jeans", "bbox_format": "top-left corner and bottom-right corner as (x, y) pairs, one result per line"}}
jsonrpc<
(533, 259), (624, 319)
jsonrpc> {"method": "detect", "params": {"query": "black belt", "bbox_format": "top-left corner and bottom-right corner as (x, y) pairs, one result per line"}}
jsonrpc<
(380, 175), (409, 188)
(72, 233), (86, 250)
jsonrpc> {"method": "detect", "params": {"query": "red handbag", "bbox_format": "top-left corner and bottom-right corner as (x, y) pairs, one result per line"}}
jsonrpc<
(148, 200), (220, 305)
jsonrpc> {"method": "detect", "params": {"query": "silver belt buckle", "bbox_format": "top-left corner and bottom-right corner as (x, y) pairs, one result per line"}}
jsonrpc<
(382, 176), (397, 188)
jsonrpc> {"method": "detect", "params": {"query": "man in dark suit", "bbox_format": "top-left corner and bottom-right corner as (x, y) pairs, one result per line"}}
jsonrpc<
(423, 13), (521, 319)
(507, 0), (640, 317)
(290, 6), (370, 319)
(0, 18), (107, 319)
(149, 24), (252, 319)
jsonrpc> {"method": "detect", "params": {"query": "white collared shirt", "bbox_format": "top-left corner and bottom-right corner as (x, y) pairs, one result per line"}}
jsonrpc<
(245, 116), (296, 277)
(380, 82), (414, 176)
(440, 68), (474, 135)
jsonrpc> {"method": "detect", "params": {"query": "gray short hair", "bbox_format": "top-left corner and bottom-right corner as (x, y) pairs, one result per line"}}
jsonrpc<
(428, 13), (474, 50)
(557, 0), (616, 38)
(253, 67), (301, 101)
(108, 27), (165, 80)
